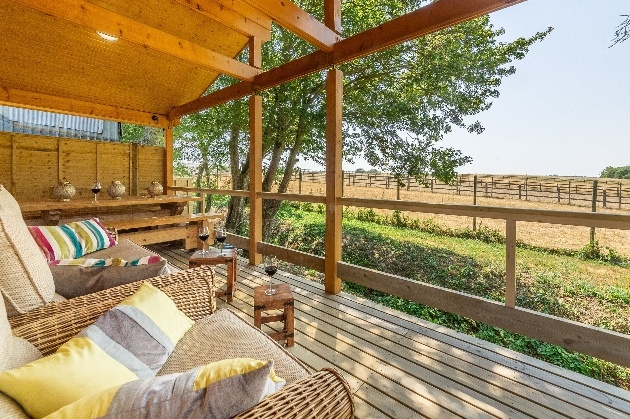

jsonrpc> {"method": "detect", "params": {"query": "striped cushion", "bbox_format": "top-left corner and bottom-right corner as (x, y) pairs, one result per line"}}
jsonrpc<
(0, 283), (194, 419)
(28, 218), (116, 262)
(50, 255), (164, 267)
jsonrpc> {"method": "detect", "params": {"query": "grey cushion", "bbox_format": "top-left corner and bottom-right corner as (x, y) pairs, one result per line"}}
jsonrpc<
(50, 239), (170, 299)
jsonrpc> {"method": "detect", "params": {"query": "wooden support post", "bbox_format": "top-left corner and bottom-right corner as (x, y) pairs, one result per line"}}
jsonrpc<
(325, 68), (343, 295)
(590, 180), (598, 244)
(603, 189), (607, 208)
(396, 178), (400, 200)
(164, 126), (174, 192)
(568, 181), (571, 204)
(249, 37), (263, 266)
(505, 219), (517, 308)
(473, 174), (477, 231)
(430, 178), (434, 192)
(518, 184), (522, 200)
(525, 177), (528, 200)
(619, 183), (623, 209)
(342, 170), (345, 197)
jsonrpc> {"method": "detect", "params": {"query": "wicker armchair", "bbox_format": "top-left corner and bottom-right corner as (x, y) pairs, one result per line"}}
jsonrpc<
(5, 267), (355, 419)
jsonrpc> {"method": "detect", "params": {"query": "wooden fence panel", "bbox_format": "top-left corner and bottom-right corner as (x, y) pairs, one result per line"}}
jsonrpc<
(13, 135), (58, 199)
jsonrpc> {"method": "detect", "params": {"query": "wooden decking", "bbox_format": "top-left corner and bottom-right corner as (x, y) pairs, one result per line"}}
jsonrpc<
(149, 243), (630, 419)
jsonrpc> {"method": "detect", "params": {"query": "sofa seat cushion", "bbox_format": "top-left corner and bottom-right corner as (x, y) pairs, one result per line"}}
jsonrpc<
(44, 359), (285, 419)
(50, 239), (170, 299)
(0, 185), (55, 316)
(159, 309), (311, 385)
(0, 283), (194, 419)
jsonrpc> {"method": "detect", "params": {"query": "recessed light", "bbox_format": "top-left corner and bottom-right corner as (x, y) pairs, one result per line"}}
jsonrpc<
(97, 32), (118, 41)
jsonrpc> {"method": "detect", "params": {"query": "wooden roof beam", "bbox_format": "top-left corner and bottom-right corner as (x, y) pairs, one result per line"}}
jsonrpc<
(0, 86), (168, 127)
(171, 0), (271, 42)
(170, 0), (524, 118)
(14, 0), (261, 81)
(240, 0), (340, 51)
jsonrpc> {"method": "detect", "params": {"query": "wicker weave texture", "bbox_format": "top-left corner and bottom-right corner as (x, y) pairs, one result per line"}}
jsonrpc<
(0, 185), (55, 316)
(159, 309), (310, 384)
(10, 267), (216, 356)
(234, 369), (355, 419)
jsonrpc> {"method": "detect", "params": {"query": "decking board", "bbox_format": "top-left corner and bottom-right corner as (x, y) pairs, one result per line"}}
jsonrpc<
(149, 243), (630, 418)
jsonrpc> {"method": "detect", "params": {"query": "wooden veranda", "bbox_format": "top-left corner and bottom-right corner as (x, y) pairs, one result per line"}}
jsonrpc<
(151, 243), (630, 418)
(2, 0), (630, 415)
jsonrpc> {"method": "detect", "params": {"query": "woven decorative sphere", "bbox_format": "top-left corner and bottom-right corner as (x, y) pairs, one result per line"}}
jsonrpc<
(52, 181), (76, 202)
(146, 181), (163, 198)
(107, 181), (125, 200)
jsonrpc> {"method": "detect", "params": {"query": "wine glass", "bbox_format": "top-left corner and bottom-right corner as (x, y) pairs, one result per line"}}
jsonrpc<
(198, 225), (210, 256)
(264, 256), (278, 296)
(91, 182), (101, 203)
(215, 228), (226, 254)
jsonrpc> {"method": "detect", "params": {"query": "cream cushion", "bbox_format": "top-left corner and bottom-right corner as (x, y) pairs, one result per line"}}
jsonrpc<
(0, 293), (43, 419)
(0, 185), (55, 315)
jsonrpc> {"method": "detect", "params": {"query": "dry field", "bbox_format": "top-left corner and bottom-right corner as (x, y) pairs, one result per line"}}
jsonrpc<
(287, 181), (630, 257)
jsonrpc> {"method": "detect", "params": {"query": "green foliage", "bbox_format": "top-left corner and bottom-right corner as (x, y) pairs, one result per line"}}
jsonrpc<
(578, 241), (627, 264)
(600, 165), (630, 179)
(270, 208), (630, 389)
(120, 124), (164, 146)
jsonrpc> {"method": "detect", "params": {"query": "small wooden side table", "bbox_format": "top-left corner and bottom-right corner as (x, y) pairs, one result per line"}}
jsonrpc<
(189, 249), (237, 302)
(253, 283), (294, 347)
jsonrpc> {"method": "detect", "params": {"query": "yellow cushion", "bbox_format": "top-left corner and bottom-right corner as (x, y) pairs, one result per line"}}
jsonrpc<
(44, 359), (286, 419)
(0, 282), (194, 419)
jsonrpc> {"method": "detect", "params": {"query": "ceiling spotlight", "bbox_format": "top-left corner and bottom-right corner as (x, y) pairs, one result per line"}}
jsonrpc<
(97, 32), (118, 41)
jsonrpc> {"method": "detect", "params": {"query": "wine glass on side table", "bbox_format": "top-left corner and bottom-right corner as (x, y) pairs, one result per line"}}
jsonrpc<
(264, 256), (278, 296)
(216, 228), (226, 254)
(198, 225), (210, 256)
(91, 182), (101, 203)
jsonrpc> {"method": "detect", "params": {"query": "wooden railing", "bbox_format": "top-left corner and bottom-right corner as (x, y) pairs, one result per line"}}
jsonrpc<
(167, 185), (630, 368)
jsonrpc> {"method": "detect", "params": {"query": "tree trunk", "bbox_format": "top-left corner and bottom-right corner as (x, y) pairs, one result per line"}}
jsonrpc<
(226, 125), (249, 232)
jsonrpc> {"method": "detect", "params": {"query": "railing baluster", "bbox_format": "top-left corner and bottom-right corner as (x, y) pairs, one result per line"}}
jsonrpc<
(505, 219), (517, 308)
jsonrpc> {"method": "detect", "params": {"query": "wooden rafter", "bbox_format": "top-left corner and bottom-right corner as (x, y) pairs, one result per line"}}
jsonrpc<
(13, 0), (261, 81)
(170, 0), (524, 117)
(241, 0), (340, 51)
(171, 0), (271, 42)
(0, 86), (168, 127)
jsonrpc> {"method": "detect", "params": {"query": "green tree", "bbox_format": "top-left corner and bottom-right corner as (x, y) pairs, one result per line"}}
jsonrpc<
(600, 165), (630, 180)
(175, 0), (551, 236)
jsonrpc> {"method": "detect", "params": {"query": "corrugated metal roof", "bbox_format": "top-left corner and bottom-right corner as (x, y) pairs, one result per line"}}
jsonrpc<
(0, 106), (120, 141)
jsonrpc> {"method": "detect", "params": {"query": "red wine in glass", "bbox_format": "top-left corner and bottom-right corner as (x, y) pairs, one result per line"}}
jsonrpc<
(91, 182), (101, 203)
(198, 226), (209, 256)
(264, 256), (277, 295)
(216, 229), (226, 254)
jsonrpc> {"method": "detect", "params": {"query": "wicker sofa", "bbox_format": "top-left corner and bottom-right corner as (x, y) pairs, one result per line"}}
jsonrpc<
(2, 269), (354, 418)
(0, 185), (354, 418)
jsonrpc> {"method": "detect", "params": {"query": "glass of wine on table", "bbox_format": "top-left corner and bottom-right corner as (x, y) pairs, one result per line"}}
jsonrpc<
(215, 228), (226, 254)
(91, 182), (101, 203)
(264, 256), (278, 296)
(198, 225), (210, 256)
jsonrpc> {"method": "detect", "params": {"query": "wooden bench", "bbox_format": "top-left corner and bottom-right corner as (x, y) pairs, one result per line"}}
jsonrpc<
(103, 213), (222, 249)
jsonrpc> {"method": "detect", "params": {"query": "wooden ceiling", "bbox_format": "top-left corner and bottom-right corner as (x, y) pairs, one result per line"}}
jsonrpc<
(0, 0), (523, 128)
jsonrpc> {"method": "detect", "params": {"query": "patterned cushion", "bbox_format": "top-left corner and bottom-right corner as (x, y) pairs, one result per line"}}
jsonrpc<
(44, 359), (285, 419)
(50, 255), (164, 267)
(0, 185), (55, 316)
(0, 282), (194, 419)
(28, 218), (116, 262)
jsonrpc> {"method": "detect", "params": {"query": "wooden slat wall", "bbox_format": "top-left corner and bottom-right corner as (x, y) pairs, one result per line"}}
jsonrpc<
(137, 146), (166, 194)
(0, 132), (165, 200)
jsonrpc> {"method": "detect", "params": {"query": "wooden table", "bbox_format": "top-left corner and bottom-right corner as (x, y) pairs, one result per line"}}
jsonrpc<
(19, 195), (202, 225)
(189, 248), (237, 302)
(253, 283), (294, 347)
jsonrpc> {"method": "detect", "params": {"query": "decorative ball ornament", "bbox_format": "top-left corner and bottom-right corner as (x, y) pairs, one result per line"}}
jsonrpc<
(146, 181), (164, 198)
(107, 181), (125, 200)
(53, 181), (76, 202)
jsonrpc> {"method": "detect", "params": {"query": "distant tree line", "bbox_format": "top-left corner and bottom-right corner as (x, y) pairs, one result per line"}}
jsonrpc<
(600, 165), (630, 180)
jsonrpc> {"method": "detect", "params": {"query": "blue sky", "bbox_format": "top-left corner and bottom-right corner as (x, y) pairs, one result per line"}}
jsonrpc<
(440, 0), (630, 177)
(301, 1), (630, 177)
